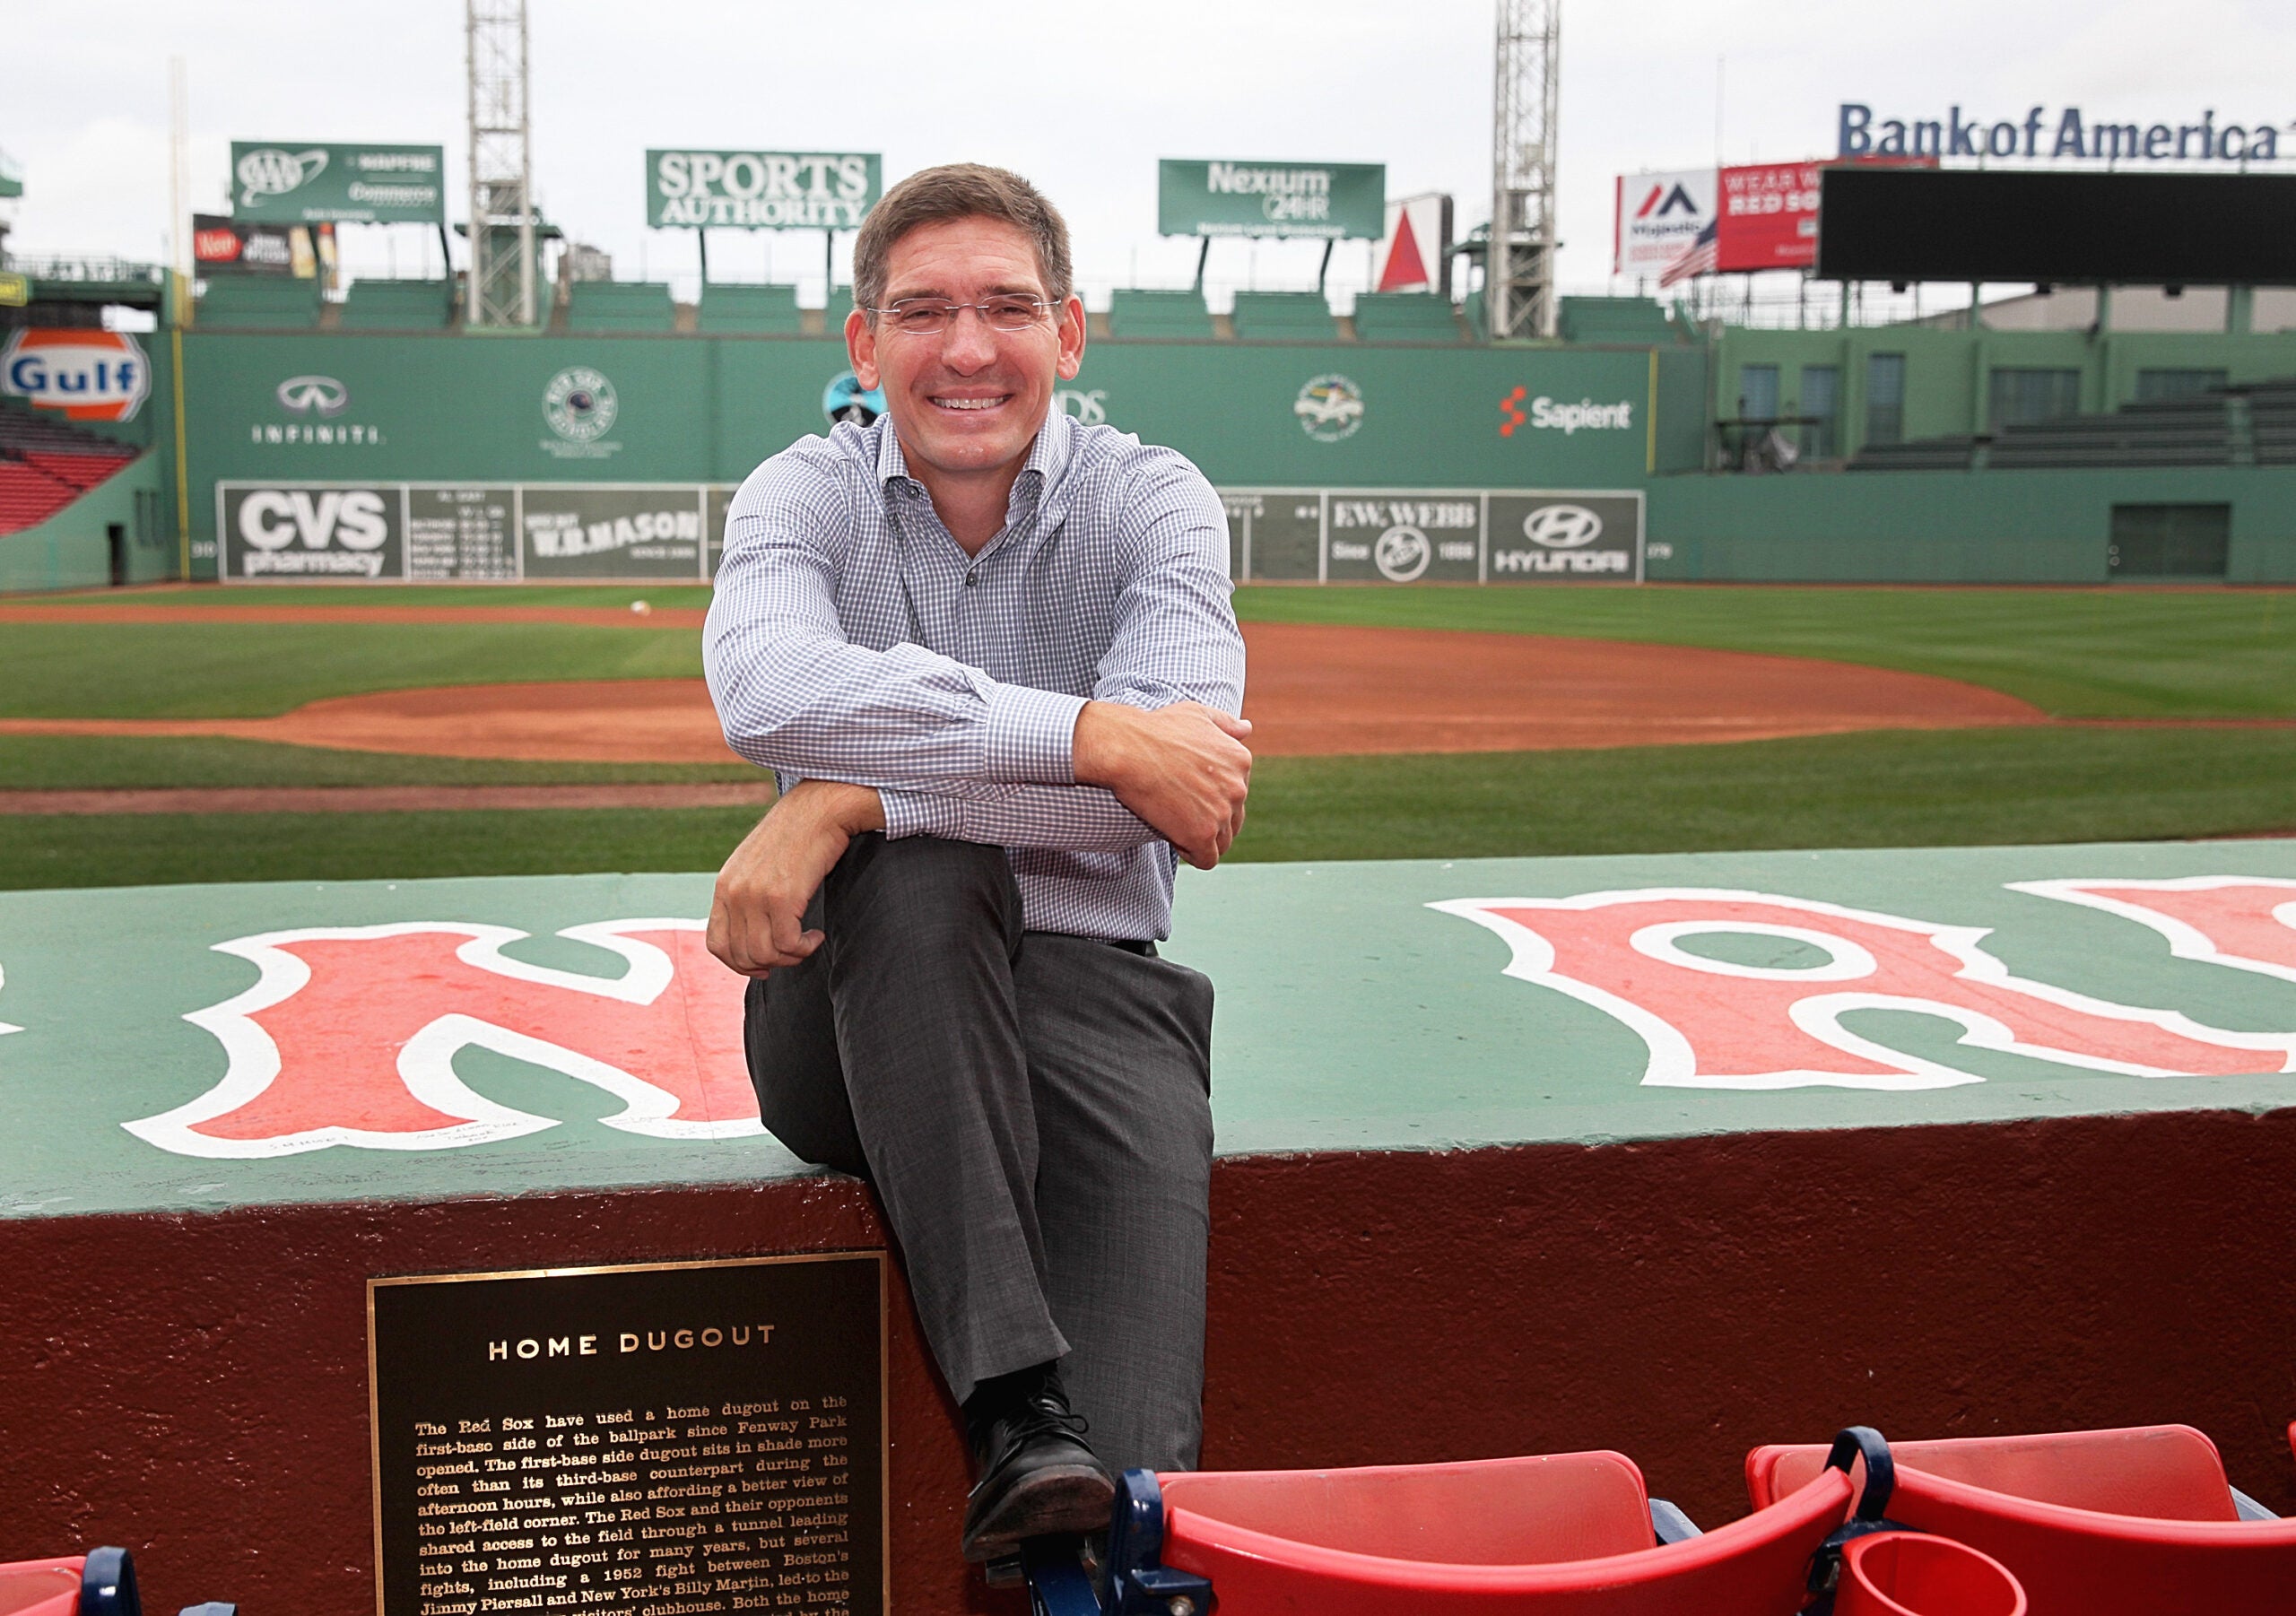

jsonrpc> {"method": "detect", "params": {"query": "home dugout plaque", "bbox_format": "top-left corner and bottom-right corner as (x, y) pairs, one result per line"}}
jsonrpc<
(369, 1254), (886, 1616)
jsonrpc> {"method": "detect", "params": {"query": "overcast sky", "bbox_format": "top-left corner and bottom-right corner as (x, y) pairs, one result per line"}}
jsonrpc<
(4, 0), (2292, 305)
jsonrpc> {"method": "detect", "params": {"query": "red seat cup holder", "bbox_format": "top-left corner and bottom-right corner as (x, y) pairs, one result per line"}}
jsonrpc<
(0, 1563), (83, 1616)
(1835, 1531), (2027, 1616)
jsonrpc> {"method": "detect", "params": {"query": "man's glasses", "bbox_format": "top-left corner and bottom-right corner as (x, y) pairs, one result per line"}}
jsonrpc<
(868, 295), (1057, 336)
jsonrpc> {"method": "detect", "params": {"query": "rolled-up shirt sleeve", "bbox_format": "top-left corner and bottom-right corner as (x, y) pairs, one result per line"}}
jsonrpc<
(704, 444), (1088, 792)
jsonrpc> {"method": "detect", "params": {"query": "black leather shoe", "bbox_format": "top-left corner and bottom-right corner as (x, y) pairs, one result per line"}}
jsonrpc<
(959, 1364), (1116, 1562)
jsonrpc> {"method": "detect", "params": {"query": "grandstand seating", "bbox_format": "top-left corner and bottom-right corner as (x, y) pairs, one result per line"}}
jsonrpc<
(0, 400), (139, 535)
(1352, 291), (1465, 343)
(1230, 291), (1340, 342)
(195, 275), (321, 329)
(1558, 296), (1676, 345)
(697, 283), (804, 335)
(1107, 289), (1215, 339)
(562, 281), (676, 334)
(1850, 377), (2296, 472)
(339, 278), (455, 332)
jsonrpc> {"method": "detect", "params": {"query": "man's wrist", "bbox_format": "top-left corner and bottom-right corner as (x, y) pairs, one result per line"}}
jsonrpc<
(1072, 700), (1139, 791)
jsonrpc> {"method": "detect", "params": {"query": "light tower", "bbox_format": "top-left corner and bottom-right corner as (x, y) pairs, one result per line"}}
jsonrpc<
(465, 0), (535, 327)
(1489, 0), (1560, 340)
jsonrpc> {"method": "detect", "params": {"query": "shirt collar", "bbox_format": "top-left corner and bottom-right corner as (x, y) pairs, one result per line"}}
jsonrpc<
(874, 406), (1076, 506)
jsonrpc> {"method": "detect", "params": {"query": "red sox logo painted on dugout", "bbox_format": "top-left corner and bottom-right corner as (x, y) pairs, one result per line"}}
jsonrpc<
(125, 920), (761, 1159)
(1431, 879), (2296, 1090)
(101, 880), (2296, 1158)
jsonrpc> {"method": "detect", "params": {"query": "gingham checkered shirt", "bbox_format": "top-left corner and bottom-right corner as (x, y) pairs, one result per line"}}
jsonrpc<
(704, 409), (1245, 941)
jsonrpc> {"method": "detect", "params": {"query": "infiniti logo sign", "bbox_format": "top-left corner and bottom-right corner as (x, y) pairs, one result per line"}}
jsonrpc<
(277, 375), (350, 417)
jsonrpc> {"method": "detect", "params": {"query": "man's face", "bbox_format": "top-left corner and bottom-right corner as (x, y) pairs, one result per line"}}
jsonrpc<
(846, 216), (1085, 483)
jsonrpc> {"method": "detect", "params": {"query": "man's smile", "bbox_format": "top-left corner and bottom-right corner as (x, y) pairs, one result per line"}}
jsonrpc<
(929, 392), (1015, 413)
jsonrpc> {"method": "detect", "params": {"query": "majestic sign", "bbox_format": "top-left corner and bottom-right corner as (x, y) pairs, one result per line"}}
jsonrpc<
(0, 328), (149, 422)
(229, 142), (446, 224)
(1159, 159), (1386, 239)
(1839, 103), (2284, 164)
(369, 1255), (887, 1616)
(1613, 169), (1717, 277)
(646, 151), (882, 230)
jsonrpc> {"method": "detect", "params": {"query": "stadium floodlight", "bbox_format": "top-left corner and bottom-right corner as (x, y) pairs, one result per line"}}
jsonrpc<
(465, 0), (535, 328)
(1489, 0), (1560, 341)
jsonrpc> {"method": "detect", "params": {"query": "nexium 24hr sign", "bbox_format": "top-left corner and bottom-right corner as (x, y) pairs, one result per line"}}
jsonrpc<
(1159, 159), (1386, 239)
(646, 151), (882, 230)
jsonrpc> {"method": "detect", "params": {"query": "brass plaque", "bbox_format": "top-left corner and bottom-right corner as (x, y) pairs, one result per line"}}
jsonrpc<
(369, 1254), (886, 1616)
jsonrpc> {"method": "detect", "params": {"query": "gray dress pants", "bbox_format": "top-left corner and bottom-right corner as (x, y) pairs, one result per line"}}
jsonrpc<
(743, 832), (1215, 1474)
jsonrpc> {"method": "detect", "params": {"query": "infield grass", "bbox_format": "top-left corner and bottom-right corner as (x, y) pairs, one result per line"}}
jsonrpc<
(5, 726), (2288, 891)
(4, 583), (2293, 721)
(1233, 584), (2296, 718)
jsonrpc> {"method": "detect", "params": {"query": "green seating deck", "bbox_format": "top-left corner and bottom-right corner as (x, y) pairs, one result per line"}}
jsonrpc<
(196, 276), (322, 330)
(338, 278), (454, 332)
(697, 282), (804, 334)
(1230, 291), (1339, 342)
(1108, 289), (1214, 339)
(1351, 291), (1465, 343)
(562, 280), (676, 334)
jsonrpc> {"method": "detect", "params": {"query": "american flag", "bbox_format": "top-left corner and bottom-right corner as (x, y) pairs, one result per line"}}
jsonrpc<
(1658, 217), (1718, 288)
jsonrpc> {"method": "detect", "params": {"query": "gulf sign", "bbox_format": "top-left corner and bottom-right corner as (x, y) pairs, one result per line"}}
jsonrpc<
(0, 328), (151, 422)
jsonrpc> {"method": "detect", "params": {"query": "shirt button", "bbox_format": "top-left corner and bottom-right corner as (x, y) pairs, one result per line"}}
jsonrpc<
(964, 572), (978, 587)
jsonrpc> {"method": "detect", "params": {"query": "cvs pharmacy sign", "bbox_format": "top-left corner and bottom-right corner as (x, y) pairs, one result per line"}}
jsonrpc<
(1, 328), (150, 422)
(220, 482), (404, 580)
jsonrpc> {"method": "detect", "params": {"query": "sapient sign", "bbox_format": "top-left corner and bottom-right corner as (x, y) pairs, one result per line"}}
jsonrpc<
(229, 143), (446, 224)
(1838, 103), (2285, 163)
(646, 151), (883, 230)
(1159, 159), (1386, 239)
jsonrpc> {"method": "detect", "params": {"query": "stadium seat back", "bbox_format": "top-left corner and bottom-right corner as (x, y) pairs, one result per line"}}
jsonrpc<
(1144, 1461), (1856, 1614)
(1746, 1425), (2238, 1520)
(0, 1558), (83, 1616)
(1158, 1451), (1656, 1566)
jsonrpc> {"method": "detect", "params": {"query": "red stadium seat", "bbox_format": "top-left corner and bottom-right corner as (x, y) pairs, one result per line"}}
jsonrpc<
(1744, 1426), (2296, 1615)
(0, 1560), (82, 1616)
(1096, 1447), (1862, 1614)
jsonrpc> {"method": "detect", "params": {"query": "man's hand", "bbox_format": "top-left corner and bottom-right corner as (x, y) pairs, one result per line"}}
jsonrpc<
(1073, 700), (1253, 870)
(707, 780), (886, 978)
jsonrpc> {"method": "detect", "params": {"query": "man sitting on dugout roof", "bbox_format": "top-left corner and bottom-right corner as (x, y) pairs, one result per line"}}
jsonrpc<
(702, 162), (1251, 1565)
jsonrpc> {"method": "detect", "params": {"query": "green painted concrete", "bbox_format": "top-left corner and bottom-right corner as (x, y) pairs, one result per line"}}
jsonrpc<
(0, 453), (170, 594)
(3, 839), (2292, 1221)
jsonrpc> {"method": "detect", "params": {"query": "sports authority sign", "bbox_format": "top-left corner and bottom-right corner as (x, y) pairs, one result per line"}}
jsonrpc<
(1159, 159), (1386, 239)
(4, 848), (2292, 1216)
(229, 142), (446, 225)
(646, 151), (883, 230)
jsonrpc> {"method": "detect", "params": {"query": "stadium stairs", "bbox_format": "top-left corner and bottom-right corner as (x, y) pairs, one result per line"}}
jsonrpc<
(1107, 289), (1216, 339)
(1230, 290), (1341, 342)
(1851, 377), (2296, 473)
(0, 399), (141, 536)
(1352, 291), (1467, 343)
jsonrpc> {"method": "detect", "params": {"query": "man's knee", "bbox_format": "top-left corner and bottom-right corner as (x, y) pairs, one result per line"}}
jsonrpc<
(824, 834), (1023, 959)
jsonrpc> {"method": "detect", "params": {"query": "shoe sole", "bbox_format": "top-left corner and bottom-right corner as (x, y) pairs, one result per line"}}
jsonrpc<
(961, 1464), (1117, 1561)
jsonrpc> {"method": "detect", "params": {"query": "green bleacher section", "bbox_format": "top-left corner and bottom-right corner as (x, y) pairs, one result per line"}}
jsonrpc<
(563, 281), (676, 334)
(1230, 291), (1339, 342)
(697, 283), (803, 335)
(196, 275), (321, 330)
(1850, 380), (2296, 473)
(1351, 291), (1465, 343)
(1556, 296), (1676, 345)
(340, 278), (454, 332)
(1107, 289), (1213, 339)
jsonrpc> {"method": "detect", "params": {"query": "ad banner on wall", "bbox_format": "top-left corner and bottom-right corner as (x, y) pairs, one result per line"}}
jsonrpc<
(1614, 169), (1718, 277)
(229, 143), (446, 225)
(1715, 162), (1822, 271)
(1159, 160), (1386, 239)
(645, 151), (883, 230)
(1222, 487), (1643, 584)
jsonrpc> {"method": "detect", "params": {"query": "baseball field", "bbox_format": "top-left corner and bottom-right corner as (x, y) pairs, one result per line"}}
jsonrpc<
(2, 581), (2292, 891)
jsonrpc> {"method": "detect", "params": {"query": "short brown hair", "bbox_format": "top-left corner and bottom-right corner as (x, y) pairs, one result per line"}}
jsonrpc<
(851, 163), (1073, 317)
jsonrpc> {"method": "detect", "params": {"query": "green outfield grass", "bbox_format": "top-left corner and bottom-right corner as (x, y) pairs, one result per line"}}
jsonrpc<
(4, 726), (2288, 891)
(1233, 584), (2296, 718)
(0, 735), (756, 790)
(6, 583), (2291, 721)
